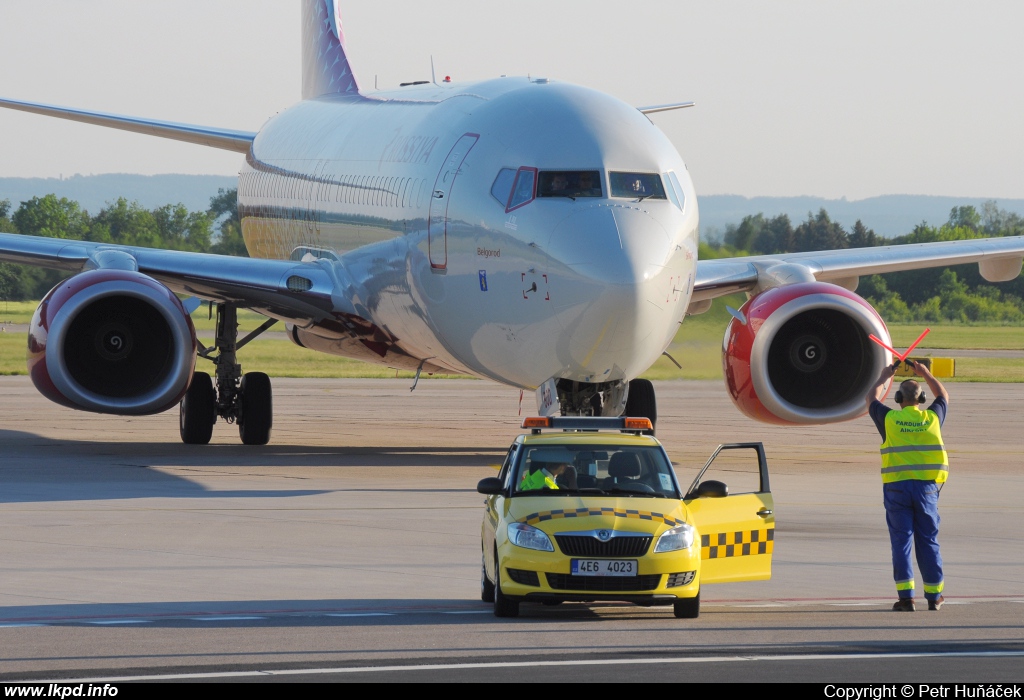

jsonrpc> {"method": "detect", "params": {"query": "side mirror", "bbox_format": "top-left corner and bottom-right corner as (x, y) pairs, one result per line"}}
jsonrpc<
(686, 479), (729, 499)
(477, 477), (505, 495)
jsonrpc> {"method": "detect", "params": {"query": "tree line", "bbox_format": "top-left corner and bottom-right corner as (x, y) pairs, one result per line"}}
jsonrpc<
(2, 189), (1022, 323)
(0, 189), (245, 300)
(703, 202), (1024, 323)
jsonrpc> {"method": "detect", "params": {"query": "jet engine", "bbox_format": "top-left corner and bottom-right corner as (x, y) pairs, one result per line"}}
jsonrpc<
(722, 282), (892, 425)
(28, 270), (197, 415)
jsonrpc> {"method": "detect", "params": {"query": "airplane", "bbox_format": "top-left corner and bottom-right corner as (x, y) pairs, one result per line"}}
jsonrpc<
(0, 0), (1022, 446)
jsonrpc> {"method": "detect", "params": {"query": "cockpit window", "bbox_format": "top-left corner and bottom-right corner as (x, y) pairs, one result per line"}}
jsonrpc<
(666, 171), (686, 211)
(537, 170), (603, 199)
(490, 168), (517, 207)
(506, 167), (537, 212)
(609, 172), (667, 200)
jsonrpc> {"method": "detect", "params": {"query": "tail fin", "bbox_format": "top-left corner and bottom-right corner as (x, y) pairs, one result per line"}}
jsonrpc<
(302, 0), (360, 99)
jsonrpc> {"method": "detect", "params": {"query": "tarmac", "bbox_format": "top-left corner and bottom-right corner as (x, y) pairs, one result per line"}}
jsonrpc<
(1, 377), (1022, 681)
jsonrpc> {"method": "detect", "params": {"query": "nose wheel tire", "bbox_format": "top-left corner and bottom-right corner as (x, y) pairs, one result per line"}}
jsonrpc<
(625, 378), (657, 435)
(238, 372), (273, 445)
(179, 372), (216, 445)
(673, 591), (700, 619)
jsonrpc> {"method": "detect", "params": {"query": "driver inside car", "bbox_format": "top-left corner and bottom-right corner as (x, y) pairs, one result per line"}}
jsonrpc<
(520, 461), (576, 491)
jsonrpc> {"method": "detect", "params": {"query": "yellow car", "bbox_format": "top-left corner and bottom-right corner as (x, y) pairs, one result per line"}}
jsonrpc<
(478, 416), (775, 618)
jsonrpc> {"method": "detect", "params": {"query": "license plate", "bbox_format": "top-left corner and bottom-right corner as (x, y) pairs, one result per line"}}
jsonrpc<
(571, 559), (637, 577)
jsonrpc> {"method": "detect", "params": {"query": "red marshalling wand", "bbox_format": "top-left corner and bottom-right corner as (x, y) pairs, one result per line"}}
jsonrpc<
(869, 328), (931, 364)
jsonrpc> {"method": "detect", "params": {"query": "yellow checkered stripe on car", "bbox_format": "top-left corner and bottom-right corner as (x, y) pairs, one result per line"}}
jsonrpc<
(701, 528), (775, 559)
(522, 508), (684, 527)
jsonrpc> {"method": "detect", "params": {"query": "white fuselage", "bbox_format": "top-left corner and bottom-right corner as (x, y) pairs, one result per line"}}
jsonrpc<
(237, 77), (699, 389)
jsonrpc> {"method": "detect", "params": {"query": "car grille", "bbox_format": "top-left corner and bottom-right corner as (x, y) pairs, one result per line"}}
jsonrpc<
(555, 535), (652, 557)
(545, 573), (662, 591)
(507, 568), (540, 587)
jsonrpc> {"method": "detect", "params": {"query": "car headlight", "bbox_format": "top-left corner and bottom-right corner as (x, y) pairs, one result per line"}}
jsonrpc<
(654, 523), (695, 553)
(507, 522), (554, 552)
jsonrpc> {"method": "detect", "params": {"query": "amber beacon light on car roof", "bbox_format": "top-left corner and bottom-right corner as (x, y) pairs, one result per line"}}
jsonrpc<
(521, 416), (654, 434)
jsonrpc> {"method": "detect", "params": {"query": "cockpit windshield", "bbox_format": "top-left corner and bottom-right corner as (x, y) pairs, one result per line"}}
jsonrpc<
(537, 170), (603, 199)
(609, 172), (667, 200)
(513, 444), (679, 498)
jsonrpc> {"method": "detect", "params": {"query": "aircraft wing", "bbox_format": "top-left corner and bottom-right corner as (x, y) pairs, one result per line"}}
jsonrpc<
(0, 232), (356, 327)
(0, 97), (255, 153)
(691, 235), (1024, 305)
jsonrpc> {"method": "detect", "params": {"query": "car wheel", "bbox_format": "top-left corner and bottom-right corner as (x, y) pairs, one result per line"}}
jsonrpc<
(493, 554), (519, 618)
(481, 551), (495, 603)
(673, 590), (700, 619)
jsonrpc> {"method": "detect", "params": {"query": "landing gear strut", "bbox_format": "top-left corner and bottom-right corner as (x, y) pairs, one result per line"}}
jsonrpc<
(179, 302), (277, 445)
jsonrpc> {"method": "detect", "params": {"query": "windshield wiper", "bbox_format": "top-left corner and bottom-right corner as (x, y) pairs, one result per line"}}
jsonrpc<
(603, 487), (661, 498)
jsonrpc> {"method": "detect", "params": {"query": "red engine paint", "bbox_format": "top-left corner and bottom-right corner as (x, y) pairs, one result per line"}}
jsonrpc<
(722, 282), (889, 425)
(27, 269), (197, 413)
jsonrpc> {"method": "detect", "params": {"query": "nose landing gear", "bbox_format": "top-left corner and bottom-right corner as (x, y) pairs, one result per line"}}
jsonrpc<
(552, 378), (657, 433)
(179, 303), (277, 445)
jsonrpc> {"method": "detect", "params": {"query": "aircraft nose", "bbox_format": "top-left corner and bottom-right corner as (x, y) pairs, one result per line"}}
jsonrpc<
(551, 206), (680, 379)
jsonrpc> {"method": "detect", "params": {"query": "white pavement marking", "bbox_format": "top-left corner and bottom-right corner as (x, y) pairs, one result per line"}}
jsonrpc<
(190, 616), (266, 621)
(33, 650), (1024, 683)
(84, 620), (150, 625)
(324, 612), (394, 618)
(0, 623), (44, 628)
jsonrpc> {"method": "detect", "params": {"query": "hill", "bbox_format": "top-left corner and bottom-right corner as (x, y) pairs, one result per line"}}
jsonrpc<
(0, 173), (237, 214)
(699, 194), (1024, 240)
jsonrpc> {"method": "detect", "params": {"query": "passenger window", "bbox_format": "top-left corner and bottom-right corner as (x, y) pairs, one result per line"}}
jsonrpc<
(491, 168), (517, 207)
(609, 172), (667, 200)
(537, 170), (602, 198)
(507, 167), (537, 212)
(668, 171), (686, 210)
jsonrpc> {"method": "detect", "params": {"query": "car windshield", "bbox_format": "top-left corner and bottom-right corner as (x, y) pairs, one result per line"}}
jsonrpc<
(512, 444), (679, 498)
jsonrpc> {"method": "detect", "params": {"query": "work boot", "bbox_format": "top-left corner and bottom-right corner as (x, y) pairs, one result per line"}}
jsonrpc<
(927, 596), (944, 611)
(892, 598), (916, 612)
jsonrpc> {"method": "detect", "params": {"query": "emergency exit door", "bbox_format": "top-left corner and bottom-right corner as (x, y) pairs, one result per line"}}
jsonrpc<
(428, 133), (479, 270)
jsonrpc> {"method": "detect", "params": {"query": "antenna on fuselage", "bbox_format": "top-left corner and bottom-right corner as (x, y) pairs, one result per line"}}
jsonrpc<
(431, 56), (438, 86)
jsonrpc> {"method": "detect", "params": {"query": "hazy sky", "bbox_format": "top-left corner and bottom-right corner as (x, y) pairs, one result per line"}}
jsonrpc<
(1, 1), (1022, 200)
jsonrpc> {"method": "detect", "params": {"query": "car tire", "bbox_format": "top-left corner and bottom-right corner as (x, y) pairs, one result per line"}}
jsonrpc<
(493, 556), (519, 618)
(673, 590), (700, 619)
(481, 552), (495, 603)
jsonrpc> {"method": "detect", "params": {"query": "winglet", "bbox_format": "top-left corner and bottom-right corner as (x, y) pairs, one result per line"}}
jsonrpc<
(303, 0), (360, 98)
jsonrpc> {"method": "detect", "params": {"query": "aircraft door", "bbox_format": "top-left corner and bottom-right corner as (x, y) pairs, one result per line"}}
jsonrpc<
(683, 443), (775, 584)
(428, 133), (479, 271)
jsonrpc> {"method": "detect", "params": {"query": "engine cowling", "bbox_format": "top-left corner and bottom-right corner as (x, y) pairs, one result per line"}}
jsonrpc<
(723, 282), (892, 425)
(28, 270), (198, 415)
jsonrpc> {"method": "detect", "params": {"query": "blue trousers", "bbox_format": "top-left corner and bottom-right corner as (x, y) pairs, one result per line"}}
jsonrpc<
(883, 480), (944, 602)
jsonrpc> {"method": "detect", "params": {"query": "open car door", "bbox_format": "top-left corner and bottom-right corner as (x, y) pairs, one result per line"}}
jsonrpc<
(683, 443), (775, 584)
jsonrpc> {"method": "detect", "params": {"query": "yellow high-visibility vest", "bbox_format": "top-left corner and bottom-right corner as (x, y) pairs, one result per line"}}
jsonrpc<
(520, 468), (558, 491)
(880, 405), (948, 483)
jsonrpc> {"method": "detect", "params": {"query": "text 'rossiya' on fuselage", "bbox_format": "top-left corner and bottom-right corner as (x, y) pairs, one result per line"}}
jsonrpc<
(0, 0), (1022, 445)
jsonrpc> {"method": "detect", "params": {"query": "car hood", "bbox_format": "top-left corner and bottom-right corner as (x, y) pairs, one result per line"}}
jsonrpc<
(507, 495), (688, 534)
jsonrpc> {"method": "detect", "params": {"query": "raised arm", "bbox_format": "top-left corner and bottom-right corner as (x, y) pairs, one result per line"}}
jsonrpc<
(867, 362), (898, 407)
